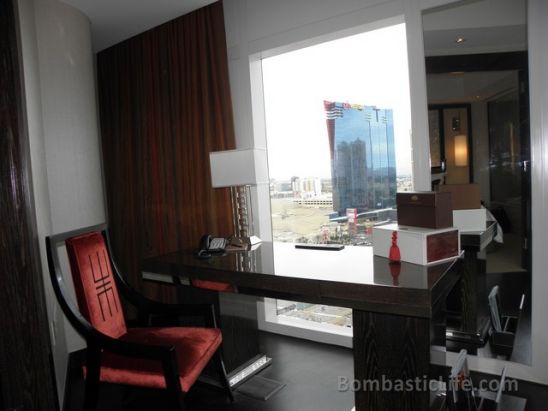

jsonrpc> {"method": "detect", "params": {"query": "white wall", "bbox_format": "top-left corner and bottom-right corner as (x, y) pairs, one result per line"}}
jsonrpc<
(523, 0), (548, 383)
(17, 0), (67, 403)
(223, 0), (548, 385)
(17, 0), (105, 405)
(35, 0), (105, 235)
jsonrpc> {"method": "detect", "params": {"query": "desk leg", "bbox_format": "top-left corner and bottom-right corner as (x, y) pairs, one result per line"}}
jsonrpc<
(217, 292), (265, 374)
(461, 248), (490, 341)
(352, 310), (431, 411)
(173, 285), (269, 384)
(446, 249), (491, 347)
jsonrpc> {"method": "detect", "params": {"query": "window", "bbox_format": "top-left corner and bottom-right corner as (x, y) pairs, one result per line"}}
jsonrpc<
(261, 23), (413, 338)
(263, 23), (413, 246)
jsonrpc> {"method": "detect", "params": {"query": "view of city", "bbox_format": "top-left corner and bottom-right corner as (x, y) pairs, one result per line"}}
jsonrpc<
(270, 102), (413, 246)
(276, 300), (353, 328)
(270, 175), (413, 245)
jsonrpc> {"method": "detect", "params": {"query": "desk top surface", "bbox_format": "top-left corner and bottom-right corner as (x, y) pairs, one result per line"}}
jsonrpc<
(142, 242), (460, 318)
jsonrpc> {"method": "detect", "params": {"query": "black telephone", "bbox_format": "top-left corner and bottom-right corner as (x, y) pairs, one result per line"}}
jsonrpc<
(196, 234), (227, 258)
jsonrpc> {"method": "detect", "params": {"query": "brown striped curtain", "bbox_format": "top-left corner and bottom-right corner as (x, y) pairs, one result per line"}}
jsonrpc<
(97, 1), (235, 303)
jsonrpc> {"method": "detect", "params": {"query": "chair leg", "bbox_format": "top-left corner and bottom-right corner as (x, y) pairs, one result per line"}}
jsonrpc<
(84, 347), (101, 411)
(214, 350), (234, 402)
(168, 391), (186, 411)
(162, 353), (186, 411)
(120, 385), (133, 408)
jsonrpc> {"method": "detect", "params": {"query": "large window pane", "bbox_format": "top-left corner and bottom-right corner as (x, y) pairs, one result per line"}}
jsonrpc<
(262, 23), (413, 330)
(263, 23), (413, 247)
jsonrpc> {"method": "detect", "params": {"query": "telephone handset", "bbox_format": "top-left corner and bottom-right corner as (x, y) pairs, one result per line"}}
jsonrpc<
(196, 234), (227, 258)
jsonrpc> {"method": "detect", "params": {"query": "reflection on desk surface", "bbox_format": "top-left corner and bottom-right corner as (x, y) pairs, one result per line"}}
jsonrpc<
(145, 241), (458, 291)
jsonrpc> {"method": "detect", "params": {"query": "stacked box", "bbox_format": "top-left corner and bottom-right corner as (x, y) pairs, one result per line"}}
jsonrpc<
(396, 191), (453, 229)
(438, 184), (481, 210)
(372, 223), (460, 266)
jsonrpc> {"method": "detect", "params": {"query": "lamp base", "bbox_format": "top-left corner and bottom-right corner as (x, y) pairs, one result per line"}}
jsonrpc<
(247, 235), (262, 246)
(230, 235), (262, 248)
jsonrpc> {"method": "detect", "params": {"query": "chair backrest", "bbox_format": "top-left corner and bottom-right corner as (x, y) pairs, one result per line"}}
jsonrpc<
(65, 231), (127, 338)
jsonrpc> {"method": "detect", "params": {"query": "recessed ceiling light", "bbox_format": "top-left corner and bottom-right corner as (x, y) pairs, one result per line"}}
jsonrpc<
(455, 37), (466, 44)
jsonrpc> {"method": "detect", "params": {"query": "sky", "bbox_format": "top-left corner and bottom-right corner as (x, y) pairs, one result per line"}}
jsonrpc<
(262, 23), (413, 181)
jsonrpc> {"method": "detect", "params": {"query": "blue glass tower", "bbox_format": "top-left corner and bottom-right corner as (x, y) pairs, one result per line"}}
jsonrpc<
(324, 102), (396, 214)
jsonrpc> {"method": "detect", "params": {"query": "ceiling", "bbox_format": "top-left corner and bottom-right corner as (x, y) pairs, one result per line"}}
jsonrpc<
(64, 0), (528, 56)
(422, 0), (527, 56)
(61, 0), (217, 52)
(423, 25), (527, 57)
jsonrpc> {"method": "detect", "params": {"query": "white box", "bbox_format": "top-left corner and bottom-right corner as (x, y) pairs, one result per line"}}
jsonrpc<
(452, 209), (487, 232)
(372, 223), (460, 266)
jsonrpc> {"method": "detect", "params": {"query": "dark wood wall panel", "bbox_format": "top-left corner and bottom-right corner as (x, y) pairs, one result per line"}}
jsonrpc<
(0, 0), (58, 409)
(98, 1), (235, 302)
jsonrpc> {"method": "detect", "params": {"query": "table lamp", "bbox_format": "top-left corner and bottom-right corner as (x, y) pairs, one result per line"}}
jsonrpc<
(209, 148), (268, 245)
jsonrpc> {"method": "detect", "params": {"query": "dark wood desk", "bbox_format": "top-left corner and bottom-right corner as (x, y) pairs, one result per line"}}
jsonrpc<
(143, 242), (460, 411)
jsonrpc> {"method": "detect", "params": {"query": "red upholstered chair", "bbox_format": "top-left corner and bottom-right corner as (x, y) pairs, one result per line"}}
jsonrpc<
(46, 225), (233, 411)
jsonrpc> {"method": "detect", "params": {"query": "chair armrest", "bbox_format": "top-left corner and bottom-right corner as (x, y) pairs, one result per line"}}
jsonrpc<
(143, 301), (217, 328)
(106, 256), (217, 327)
(145, 300), (215, 316)
(91, 328), (183, 390)
(116, 278), (218, 327)
(103, 231), (217, 327)
(91, 328), (176, 361)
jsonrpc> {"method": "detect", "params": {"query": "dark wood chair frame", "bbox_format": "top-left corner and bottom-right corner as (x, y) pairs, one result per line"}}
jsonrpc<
(45, 224), (234, 411)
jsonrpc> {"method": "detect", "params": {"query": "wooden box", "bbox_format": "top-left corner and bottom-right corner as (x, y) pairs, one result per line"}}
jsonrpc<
(396, 191), (453, 229)
(372, 223), (460, 266)
(438, 183), (481, 210)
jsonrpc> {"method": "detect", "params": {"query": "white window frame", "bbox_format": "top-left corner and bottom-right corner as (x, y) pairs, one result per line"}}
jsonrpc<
(257, 299), (353, 348)
(247, 12), (430, 346)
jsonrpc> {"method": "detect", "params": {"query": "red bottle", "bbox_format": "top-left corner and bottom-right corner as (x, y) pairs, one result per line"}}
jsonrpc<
(389, 231), (401, 263)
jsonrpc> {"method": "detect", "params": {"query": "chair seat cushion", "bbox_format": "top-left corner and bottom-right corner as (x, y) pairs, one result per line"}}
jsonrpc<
(98, 327), (222, 392)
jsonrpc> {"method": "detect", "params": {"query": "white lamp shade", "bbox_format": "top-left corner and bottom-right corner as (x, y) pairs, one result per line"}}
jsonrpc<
(454, 134), (468, 167)
(209, 148), (269, 188)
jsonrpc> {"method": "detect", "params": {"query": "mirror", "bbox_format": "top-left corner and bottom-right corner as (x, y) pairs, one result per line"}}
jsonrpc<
(422, 0), (531, 365)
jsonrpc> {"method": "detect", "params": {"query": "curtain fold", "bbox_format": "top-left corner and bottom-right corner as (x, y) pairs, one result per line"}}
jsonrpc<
(98, 1), (235, 303)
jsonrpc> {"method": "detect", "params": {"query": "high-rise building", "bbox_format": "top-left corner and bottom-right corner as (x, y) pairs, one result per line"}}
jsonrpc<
(291, 177), (322, 198)
(324, 101), (396, 214)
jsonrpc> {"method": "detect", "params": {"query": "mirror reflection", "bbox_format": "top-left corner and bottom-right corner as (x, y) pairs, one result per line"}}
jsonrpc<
(422, 0), (531, 364)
